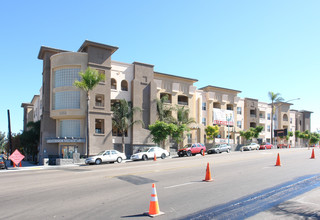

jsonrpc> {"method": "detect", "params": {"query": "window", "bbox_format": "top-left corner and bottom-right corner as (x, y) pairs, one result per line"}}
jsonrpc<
(97, 69), (105, 82)
(178, 95), (188, 105)
(95, 119), (104, 134)
(250, 122), (256, 128)
(95, 94), (104, 107)
(54, 68), (81, 88)
(53, 91), (80, 110)
(267, 113), (271, 120)
(60, 120), (80, 137)
(227, 104), (233, 110)
(213, 102), (221, 108)
(283, 114), (288, 121)
(290, 118), (293, 124)
(202, 117), (206, 126)
(259, 113), (264, 118)
(267, 125), (271, 132)
(237, 107), (242, 115)
(202, 102), (206, 111)
(121, 80), (128, 91)
(111, 78), (117, 90)
(250, 109), (256, 117)
(237, 121), (242, 128)
(160, 93), (172, 103)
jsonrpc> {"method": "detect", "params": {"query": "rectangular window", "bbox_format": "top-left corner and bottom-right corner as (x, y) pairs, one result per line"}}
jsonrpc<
(60, 120), (80, 137)
(237, 107), (242, 115)
(202, 102), (206, 111)
(95, 94), (104, 107)
(267, 113), (271, 120)
(54, 68), (81, 88)
(202, 117), (206, 126)
(290, 118), (293, 124)
(237, 121), (242, 128)
(53, 91), (80, 110)
(95, 119), (104, 134)
(267, 125), (271, 132)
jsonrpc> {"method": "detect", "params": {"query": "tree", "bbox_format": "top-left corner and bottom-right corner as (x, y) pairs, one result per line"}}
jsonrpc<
(0, 131), (6, 153)
(268, 92), (284, 145)
(173, 105), (196, 148)
(309, 132), (320, 146)
(149, 121), (175, 149)
(285, 131), (294, 141)
(112, 99), (143, 154)
(74, 67), (105, 157)
(20, 121), (40, 162)
(156, 95), (174, 123)
(205, 125), (220, 146)
(240, 126), (264, 144)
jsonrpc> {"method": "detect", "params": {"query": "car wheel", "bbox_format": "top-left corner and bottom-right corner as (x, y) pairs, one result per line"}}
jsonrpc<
(116, 157), (122, 163)
(142, 155), (148, 161)
(200, 149), (204, 155)
(187, 151), (192, 157)
(216, 150), (219, 154)
(227, 149), (230, 153)
(95, 159), (102, 165)
(161, 153), (166, 159)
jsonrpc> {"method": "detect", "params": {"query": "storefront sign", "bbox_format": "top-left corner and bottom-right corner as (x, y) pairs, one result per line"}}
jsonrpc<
(47, 138), (86, 143)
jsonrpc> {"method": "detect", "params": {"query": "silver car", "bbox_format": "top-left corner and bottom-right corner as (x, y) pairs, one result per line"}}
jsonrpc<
(130, 147), (170, 161)
(207, 144), (231, 154)
(241, 143), (260, 151)
(85, 150), (126, 165)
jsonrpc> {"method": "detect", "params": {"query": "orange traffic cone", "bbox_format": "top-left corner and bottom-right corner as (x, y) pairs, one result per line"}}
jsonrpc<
(154, 153), (157, 161)
(275, 153), (281, 166)
(19, 162), (22, 167)
(310, 149), (315, 159)
(147, 183), (164, 217)
(13, 163), (16, 167)
(202, 150), (205, 156)
(203, 162), (213, 182)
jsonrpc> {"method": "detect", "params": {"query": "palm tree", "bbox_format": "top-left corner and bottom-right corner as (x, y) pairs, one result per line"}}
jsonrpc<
(156, 94), (174, 123)
(174, 105), (196, 148)
(268, 91), (284, 145)
(74, 67), (105, 157)
(112, 99), (143, 154)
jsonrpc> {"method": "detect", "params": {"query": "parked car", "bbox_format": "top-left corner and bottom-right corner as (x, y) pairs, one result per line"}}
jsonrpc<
(207, 144), (231, 154)
(241, 143), (260, 151)
(178, 143), (206, 157)
(130, 147), (170, 161)
(85, 150), (126, 165)
(277, 144), (288, 148)
(0, 156), (7, 169)
(259, 142), (273, 150)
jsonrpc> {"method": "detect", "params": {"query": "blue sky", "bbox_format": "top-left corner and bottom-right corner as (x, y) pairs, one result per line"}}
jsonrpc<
(1, 0), (320, 134)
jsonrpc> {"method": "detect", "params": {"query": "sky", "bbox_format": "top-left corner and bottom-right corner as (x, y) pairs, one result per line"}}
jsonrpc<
(1, 0), (320, 134)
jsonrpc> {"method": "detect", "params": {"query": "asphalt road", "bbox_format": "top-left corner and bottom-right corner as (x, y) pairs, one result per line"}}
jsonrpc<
(1, 148), (320, 220)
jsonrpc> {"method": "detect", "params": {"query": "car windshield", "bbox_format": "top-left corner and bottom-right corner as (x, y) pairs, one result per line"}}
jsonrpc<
(97, 151), (105, 156)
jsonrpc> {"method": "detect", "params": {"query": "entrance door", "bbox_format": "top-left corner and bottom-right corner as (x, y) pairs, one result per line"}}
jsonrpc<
(61, 145), (78, 159)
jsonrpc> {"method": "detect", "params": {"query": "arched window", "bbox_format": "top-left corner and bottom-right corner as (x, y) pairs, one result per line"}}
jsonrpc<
(111, 78), (117, 90)
(121, 80), (128, 91)
(178, 95), (188, 105)
(283, 114), (288, 121)
(160, 93), (172, 103)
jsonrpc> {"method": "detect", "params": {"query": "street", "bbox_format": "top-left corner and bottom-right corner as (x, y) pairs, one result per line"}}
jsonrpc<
(1, 148), (320, 220)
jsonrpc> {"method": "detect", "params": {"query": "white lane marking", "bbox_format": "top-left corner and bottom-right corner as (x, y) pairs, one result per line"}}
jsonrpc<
(164, 182), (195, 189)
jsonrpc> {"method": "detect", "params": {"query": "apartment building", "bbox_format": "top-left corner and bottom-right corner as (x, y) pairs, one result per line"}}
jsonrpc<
(22, 40), (312, 164)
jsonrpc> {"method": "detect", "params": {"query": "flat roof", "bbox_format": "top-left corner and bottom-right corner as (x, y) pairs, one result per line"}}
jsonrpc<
(199, 85), (241, 93)
(154, 71), (198, 83)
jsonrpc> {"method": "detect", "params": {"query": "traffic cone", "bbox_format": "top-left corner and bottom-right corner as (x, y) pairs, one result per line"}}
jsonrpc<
(154, 153), (157, 161)
(310, 149), (315, 159)
(147, 183), (164, 217)
(19, 162), (22, 167)
(275, 153), (281, 166)
(202, 150), (205, 156)
(203, 162), (213, 182)
(13, 163), (16, 167)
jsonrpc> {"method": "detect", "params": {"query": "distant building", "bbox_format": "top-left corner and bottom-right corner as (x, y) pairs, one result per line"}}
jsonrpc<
(21, 40), (312, 164)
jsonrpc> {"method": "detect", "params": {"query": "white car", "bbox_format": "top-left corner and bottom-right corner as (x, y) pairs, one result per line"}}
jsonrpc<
(130, 147), (170, 161)
(85, 150), (126, 165)
(241, 143), (260, 151)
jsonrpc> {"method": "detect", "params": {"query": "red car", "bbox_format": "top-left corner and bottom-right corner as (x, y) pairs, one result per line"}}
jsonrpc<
(178, 143), (206, 157)
(277, 144), (288, 148)
(259, 142), (273, 150)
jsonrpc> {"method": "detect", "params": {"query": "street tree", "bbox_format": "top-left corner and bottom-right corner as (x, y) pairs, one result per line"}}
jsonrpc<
(0, 131), (6, 153)
(309, 132), (320, 146)
(74, 67), (105, 157)
(20, 121), (40, 162)
(268, 91), (284, 145)
(149, 121), (176, 150)
(205, 125), (220, 146)
(112, 99), (143, 154)
(240, 126), (264, 144)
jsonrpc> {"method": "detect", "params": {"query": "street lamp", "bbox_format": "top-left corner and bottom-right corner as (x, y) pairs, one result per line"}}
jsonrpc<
(226, 113), (233, 145)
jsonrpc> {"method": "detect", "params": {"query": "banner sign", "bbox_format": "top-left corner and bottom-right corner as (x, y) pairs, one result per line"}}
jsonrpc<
(213, 109), (234, 125)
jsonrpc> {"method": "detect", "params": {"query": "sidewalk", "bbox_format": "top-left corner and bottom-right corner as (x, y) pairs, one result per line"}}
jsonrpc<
(248, 187), (320, 219)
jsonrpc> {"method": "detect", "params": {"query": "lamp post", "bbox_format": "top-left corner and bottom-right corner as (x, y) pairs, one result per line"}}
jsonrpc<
(226, 113), (233, 145)
(271, 98), (300, 145)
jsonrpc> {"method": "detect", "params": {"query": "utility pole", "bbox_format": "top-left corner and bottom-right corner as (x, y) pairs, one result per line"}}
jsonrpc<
(7, 109), (13, 164)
